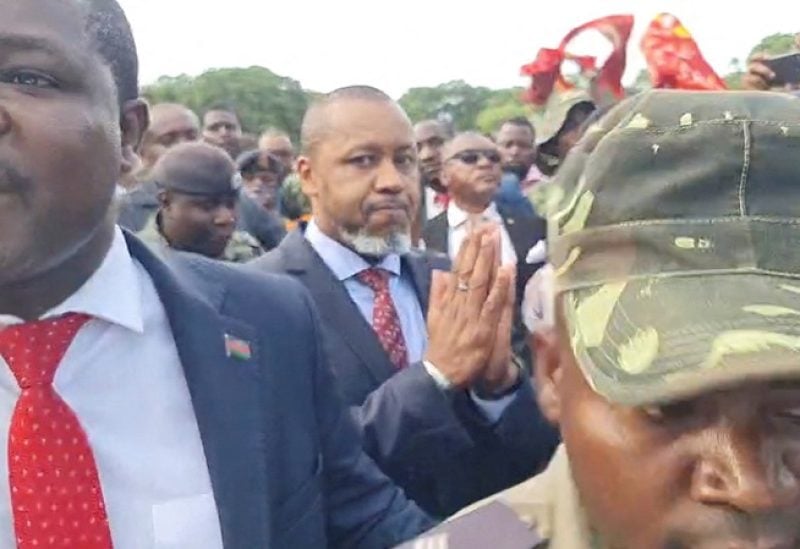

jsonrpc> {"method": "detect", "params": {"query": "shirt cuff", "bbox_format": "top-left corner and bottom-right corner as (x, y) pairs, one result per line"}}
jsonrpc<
(423, 360), (520, 423)
(470, 390), (519, 424)
(423, 360), (454, 391)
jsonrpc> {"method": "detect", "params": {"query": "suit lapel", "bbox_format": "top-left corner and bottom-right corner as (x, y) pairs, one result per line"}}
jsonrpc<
(403, 254), (433, 315)
(126, 234), (271, 548)
(422, 212), (449, 256)
(500, 208), (547, 264)
(281, 231), (396, 385)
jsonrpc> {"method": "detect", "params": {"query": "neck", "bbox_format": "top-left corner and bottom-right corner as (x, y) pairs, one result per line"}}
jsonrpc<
(453, 197), (492, 215)
(0, 221), (115, 321)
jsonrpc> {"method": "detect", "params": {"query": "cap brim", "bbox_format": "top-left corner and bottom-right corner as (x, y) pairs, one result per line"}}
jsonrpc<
(563, 273), (800, 406)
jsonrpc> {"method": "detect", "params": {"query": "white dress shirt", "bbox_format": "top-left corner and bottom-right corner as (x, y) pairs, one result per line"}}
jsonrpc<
(447, 202), (518, 266)
(0, 228), (223, 549)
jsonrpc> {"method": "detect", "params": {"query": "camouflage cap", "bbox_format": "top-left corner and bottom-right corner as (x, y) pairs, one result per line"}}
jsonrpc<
(531, 89), (595, 145)
(548, 89), (800, 406)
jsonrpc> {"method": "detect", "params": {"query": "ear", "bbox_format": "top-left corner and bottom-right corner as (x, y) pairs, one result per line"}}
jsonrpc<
(296, 155), (317, 199)
(531, 327), (564, 426)
(157, 189), (171, 210)
(120, 99), (149, 177)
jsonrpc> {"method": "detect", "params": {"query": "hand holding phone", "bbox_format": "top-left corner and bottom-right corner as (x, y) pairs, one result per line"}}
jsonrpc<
(762, 53), (800, 86)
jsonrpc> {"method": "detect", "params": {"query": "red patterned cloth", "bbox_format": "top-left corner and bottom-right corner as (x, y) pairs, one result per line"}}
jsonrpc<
(0, 314), (113, 549)
(521, 14), (634, 105)
(641, 13), (727, 91)
(357, 269), (409, 370)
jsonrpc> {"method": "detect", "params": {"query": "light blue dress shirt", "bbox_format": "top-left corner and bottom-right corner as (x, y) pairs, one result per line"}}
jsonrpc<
(305, 221), (428, 363)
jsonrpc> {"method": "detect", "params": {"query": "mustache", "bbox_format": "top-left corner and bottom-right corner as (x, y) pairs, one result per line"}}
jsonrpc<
(364, 198), (411, 214)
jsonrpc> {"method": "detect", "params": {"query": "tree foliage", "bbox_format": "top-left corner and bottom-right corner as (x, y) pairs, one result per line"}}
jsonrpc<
(142, 66), (309, 141)
(399, 80), (495, 131)
(749, 33), (797, 58)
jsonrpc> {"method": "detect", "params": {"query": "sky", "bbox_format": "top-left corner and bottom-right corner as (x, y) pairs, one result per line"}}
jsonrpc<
(118, 0), (796, 98)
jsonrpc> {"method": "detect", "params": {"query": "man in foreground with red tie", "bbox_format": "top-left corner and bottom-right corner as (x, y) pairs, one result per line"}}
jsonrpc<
(252, 86), (558, 518)
(0, 1), (439, 547)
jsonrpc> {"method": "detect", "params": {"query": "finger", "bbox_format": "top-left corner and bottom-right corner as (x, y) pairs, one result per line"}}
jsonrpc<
(428, 270), (448, 323)
(748, 61), (776, 80)
(743, 73), (771, 91)
(447, 232), (478, 304)
(466, 228), (499, 316)
(479, 263), (511, 327)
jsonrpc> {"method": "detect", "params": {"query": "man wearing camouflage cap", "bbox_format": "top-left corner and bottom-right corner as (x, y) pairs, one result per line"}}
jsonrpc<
(138, 142), (263, 263)
(454, 90), (800, 548)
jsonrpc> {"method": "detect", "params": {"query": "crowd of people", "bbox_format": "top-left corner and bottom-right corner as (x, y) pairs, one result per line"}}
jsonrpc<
(1, 0), (800, 548)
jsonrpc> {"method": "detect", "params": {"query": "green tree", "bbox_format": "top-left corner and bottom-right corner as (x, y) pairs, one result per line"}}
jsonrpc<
(749, 33), (797, 58)
(474, 88), (531, 134)
(142, 66), (310, 141)
(399, 80), (493, 130)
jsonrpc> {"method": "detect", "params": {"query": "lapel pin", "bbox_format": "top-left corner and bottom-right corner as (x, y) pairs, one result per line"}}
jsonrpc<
(224, 335), (252, 361)
(506, 218), (515, 226)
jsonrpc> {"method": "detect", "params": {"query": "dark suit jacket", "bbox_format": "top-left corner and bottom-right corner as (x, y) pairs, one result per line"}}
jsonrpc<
(125, 233), (434, 548)
(250, 231), (558, 518)
(422, 204), (547, 305)
(117, 182), (286, 251)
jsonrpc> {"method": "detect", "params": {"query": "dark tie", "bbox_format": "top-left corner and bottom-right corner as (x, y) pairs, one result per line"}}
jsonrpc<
(0, 314), (114, 549)
(357, 268), (409, 370)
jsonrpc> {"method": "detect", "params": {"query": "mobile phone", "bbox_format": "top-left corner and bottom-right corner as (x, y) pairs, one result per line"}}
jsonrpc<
(762, 52), (800, 86)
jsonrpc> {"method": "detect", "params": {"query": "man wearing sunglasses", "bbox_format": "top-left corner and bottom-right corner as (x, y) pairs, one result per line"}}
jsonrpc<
(236, 149), (287, 217)
(423, 132), (547, 324)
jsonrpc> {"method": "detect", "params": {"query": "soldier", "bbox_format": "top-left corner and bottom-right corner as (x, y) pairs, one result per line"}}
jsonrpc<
(531, 90), (596, 177)
(455, 90), (800, 548)
(138, 142), (263, 263)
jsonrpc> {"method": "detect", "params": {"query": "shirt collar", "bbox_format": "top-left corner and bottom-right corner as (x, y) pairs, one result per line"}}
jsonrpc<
(0, 227), (144, 333)
(447, 201), (502, 229)
(304, 219), (401, 281)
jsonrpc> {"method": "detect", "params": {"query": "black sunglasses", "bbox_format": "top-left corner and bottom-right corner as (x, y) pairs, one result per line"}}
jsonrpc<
(447, 149), (502, 165)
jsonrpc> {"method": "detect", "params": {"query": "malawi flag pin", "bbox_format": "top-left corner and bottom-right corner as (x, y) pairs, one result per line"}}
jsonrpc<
(225, 335), (252, 360)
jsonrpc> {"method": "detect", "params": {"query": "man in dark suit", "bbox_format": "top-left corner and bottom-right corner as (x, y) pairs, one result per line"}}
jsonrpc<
(0, 1), (434, 547)
(252, 87), (558, 518)
(423, 132), (547, 307)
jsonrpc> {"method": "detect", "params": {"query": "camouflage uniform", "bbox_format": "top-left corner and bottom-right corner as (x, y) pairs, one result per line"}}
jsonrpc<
(137, 214), (263, 264)
(458, 89), (800, 547)
(280, 173), (311, 222)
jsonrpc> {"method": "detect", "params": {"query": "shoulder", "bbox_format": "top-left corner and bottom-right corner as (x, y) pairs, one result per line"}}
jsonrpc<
(249, 229), (305, 273)
(222, 231), (264, 263)
(167, 251), (312, 319)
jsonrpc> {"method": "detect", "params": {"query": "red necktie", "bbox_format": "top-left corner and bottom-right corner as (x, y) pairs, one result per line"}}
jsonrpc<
(357, 268), (409, 370)
(0, 314), (113, 549)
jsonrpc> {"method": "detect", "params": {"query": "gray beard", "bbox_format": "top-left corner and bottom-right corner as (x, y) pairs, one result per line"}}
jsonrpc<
(339, 228), (412, 257)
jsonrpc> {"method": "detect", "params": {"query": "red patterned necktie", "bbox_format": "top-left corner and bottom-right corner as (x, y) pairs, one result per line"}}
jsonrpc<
(0, 314), (113, 549)
(357, 268), (409, 370)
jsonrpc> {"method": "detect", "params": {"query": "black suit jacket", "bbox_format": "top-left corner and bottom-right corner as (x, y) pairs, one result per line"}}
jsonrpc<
(422, 205), (547, 305)
(250, 230), (558, 518)
(125, 234), (434, 548)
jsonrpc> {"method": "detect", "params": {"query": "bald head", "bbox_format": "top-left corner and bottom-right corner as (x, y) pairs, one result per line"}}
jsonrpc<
(152, 142), (237, 196)
(301, 86), (400, 155)
(443, 131), (496, 160)
(414, 120), (446, 139)
(138, 103), (200, 170)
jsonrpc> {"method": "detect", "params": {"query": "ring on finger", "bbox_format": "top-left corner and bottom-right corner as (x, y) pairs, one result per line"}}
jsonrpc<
(457, 280), (470, 292)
